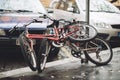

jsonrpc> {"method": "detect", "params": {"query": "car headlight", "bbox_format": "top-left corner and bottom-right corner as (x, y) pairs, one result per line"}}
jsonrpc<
(94, 23), (111, 28)
(0, 29), (6, 36)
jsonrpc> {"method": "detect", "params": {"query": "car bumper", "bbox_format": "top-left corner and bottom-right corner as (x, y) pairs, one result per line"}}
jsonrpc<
(0, 37), (42, 49)
(97, 28), (120, 43)
(0, 37), (18, 47)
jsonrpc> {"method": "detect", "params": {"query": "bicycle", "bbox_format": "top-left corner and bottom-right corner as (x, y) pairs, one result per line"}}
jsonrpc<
(9, 14), (113, 73)
(37, 17), (113, 72)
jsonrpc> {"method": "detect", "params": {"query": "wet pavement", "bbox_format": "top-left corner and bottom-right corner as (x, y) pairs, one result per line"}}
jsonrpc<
(0, 47), (120, 80)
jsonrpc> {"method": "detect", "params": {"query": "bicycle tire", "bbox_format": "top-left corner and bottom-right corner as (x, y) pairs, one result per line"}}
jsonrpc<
(37, 39), (51, 73)
(84, 37), (113, 66)
(19, 32), (37, 71)
(68, 22), (97, 42)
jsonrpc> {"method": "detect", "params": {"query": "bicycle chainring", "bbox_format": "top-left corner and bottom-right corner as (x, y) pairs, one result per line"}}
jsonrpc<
(71, 49), (82, 58)
(52, 41), (65, 47)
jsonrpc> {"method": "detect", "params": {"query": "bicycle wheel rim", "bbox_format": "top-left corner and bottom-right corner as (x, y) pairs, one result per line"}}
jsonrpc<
(37, 39), (51, 73)
(84, 37), (113, 65)
(68, 22), (97, 42)
(19, 33), (37, 71)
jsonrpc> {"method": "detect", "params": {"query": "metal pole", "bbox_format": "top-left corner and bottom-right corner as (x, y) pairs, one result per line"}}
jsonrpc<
(86, 0), (90, 25)
(86, 0), (90, 36)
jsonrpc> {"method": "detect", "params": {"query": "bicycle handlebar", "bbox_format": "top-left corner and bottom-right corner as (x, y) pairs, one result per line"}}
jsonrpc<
(8, 18), (43, 33)
(8, 24), (18, 34)
(42, 14), (71, 24)
(9, 14), (81, 34)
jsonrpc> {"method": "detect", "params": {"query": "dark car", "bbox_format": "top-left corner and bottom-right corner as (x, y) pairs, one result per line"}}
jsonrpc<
(0, 0), (52, 47)
(0, 0), (60, 61)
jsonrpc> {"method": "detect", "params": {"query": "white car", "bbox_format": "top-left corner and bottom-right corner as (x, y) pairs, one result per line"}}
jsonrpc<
(49, 0), (120, 43)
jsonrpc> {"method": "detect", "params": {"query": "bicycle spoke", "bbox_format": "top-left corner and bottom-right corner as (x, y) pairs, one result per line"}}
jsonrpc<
(19, 33), (37, 71)
(84, 37), (113, 66)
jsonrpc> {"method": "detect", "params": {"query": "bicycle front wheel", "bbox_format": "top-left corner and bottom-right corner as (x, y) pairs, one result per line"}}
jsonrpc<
(19, 32), (37, 71)
(84, 37), (113, 66)
(37, 39), (51, 73)
(68, 22), (97, 42)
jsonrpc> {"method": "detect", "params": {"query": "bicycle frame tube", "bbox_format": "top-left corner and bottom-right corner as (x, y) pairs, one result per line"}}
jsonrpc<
(65, 26), (79, 37)
(26, 33), (59, 41)
(26, 26), (79, 41)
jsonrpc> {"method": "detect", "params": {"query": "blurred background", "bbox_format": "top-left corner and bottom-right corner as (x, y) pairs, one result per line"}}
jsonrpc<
(40, 0), (120, 9)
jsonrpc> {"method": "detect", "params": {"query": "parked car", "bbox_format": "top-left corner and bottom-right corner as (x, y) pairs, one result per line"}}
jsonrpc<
(0, 0), (60, 61)
(49, 0), (120, 44)
(0, 0), (51, 47)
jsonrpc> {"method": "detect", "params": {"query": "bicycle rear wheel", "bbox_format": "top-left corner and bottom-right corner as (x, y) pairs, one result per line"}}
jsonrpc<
(84, 37), (113, 66)
(19, 32), (37, 71)
(68, 21), (97, 42)
(37, 39), (51, 73)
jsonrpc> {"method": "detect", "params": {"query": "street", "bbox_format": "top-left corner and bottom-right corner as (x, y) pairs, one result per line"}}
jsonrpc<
(0, 0), (120, 80)
(0, 47), (120, 80)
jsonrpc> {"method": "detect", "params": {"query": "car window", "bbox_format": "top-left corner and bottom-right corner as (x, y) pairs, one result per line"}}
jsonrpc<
(77, 0), (120, 13)
(0, 0), (47, 14)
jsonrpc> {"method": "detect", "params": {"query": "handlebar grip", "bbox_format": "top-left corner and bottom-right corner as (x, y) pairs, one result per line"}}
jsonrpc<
(34, 19), (43, 23)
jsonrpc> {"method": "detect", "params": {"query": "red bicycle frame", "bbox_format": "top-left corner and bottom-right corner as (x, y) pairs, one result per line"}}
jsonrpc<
(26, 26), (79, 41)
